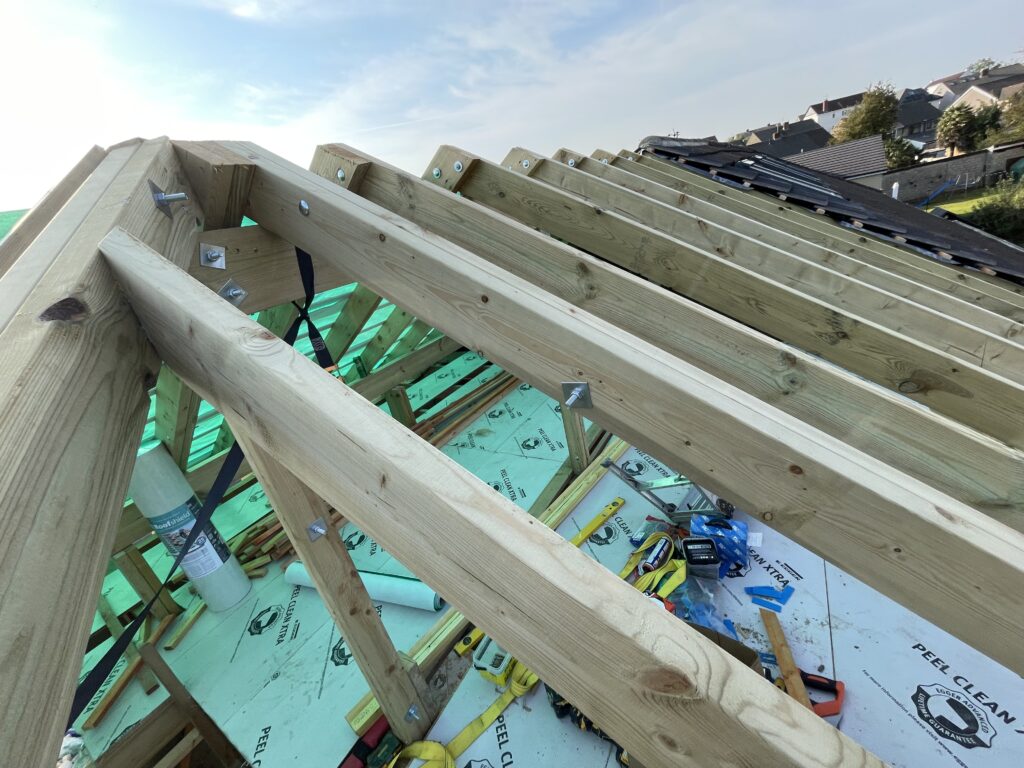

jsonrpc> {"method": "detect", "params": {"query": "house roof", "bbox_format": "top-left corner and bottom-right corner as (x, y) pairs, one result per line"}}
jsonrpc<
(947, 65), (1024, 97)
(804, 92), (864, 115)
(744, 119), (831, 157)
(635, 135), (1024, 281)
(784, 134), (888, 178)
(895, 100), (942, 128)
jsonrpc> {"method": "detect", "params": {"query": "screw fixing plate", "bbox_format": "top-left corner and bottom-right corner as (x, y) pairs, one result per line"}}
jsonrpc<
(307, 517), (328, 542)
(561, 381), (592, 409)
(217, 278), (248, 307)
(199, 243), (226, 270)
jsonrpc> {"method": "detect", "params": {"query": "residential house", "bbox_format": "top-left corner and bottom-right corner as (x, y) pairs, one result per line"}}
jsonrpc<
(801, 92), (864, 133)
(742, 119), (831, 157)
(927, 63), (1024, 108)
(893, 98), (942, 144)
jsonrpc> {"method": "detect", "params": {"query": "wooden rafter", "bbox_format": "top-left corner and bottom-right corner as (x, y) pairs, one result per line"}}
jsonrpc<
(426, 145), (1024, 449)
(608, 149), (1024, 318)
(100, 227), (884, 768)
(311, 144), (1024, 517)
(174, 142), (1024, 672)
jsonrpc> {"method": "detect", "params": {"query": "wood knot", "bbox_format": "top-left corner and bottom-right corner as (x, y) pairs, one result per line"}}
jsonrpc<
(640, 667), (693, 696)
(39, 297), (89, 323)
(788, 464), (804, 475)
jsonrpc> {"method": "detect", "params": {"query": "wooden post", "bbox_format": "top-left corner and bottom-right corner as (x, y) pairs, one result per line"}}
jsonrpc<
(560, 405), (589, 475)
(385, 386), (417, 427)
(0, 138), (201, 768)
(230, 430), (431, 744)
(138, 644), (240, 767)
(154, 366), (202, 469)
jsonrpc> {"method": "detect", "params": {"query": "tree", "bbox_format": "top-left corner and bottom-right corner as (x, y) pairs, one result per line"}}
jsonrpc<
(829, 83), (898, 144)
(884, 137), (918, 169)
(967, 179), (1024, 246)
(937, 104), (985, 153)
(984, 91), (1024, 145)
(966, 57), (1000, 74)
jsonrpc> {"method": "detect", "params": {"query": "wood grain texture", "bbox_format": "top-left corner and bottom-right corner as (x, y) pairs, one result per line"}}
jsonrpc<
(0, 138), (202, 768)
(234, 435), (430, 744)
(0, 143), (138, 330)
(552, 148), (1024, 345)
(206, 144), (1024, 672)
(761, 609), (812, 710)
(352, 306), (412, 377)
(0, 145), (107, 278)
(429, 145), (1024, 450)
(172, 141), (254, 230)
(311, 144), (1024, 517)
(190, 225), (353, 313)
(154, 365), (202, 469)
(102, 225), (883, 768)
(325, 283), (382, 362)
(385, 386), (417, 427)
(607, 149), (1024, 319)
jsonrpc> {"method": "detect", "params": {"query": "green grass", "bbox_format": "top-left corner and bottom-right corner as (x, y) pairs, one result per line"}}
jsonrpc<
(0, 209), (27, 240)
(925, 188), (1001, 215)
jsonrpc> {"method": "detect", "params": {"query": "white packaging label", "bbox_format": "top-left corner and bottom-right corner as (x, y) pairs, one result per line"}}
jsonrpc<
(149, 496), (231, 579)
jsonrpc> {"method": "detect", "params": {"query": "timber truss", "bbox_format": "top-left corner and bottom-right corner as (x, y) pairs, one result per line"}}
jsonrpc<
(2, 137), (1023, 768)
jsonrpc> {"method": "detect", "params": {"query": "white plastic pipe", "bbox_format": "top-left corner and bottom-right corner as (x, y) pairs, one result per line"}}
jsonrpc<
(128, 444), (251, 612)
(285, 562), (445, 612)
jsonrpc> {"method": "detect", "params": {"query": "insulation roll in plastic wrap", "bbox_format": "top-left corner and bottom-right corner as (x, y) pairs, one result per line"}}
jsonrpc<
(284, 562), (444, 611)
(128, 444), (251, 612)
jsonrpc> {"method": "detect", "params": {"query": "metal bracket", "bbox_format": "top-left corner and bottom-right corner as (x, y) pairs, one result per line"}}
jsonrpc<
(199, 243), (226, 270)
(217, 279), (248, 307)
(148, 180), (188, 219)
(561, 381), (592, 409)
(307, 517), (328, 542)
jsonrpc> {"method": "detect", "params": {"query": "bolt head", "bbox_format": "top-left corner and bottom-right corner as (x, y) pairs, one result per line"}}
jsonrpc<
(601, 158), (608, 164)
(336, 168), (346, 182)
(521, 159), (530, 169)
(567, 158), (576, 167)
(453, 160), (464, 173)
(432, 167), (442, 179)
(299, 199), (310, 216)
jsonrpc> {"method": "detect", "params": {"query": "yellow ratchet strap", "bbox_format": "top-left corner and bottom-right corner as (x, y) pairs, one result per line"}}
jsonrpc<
(388, 660), (539, 768)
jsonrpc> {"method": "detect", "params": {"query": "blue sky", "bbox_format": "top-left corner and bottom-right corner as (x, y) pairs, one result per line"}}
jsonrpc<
(1, 0), (1022, 209)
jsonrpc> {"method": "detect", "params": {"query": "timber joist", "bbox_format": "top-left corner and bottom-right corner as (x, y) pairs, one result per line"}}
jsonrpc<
(3, 134), (1024, 768)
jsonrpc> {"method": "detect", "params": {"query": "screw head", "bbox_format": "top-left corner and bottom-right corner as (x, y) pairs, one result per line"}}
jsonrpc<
(601, 158), (608, 164)
(405, 704), (421, 722)
(432, 167), (442, 179)
(521, 159), (530, 169)
(203, 249), (219, 263)
(227, 287), (244, 299)
(336, 168), (346, 182)
(453, 160), (464, 173)
(299, 199), (310, 216)
(567, 158), (576, 167)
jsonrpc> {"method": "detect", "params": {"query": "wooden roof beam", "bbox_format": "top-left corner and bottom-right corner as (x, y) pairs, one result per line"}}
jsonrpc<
(610, 149), (1024, 317)
(423, 145), (1024, 450)
(314, 143), (1024, 516)
(100, 224), (884, 768)
(554, 149), (1024, 341)
(200, 143), (1024, 672)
